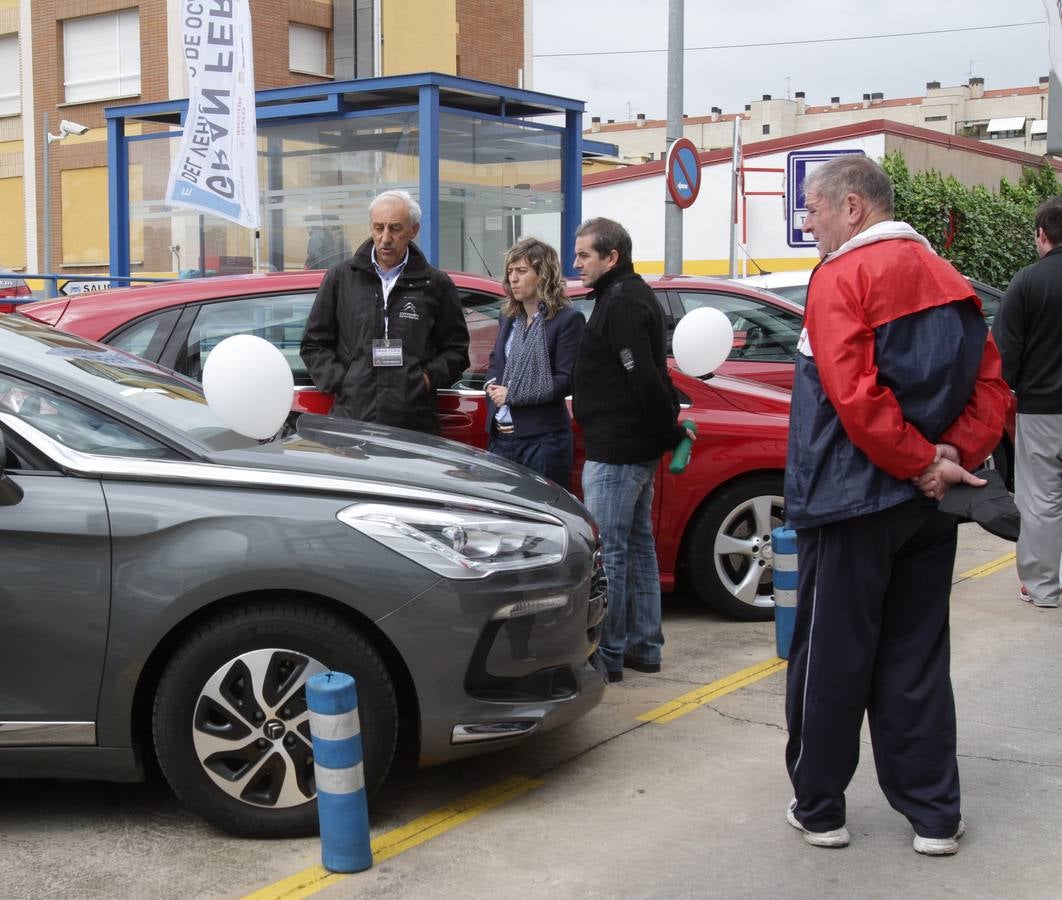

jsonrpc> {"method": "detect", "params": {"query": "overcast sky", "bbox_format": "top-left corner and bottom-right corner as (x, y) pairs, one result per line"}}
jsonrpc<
(531, 0), (1050, 123)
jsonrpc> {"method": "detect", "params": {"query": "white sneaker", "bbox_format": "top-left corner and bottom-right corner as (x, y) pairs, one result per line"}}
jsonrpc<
(913, 819), (966, 856)
(787, 799), (850, 848)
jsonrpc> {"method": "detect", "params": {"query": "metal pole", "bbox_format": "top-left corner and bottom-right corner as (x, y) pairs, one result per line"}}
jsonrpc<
(42, 112), (54, 298)
(1048, 69), (1062, 157)
(663, 0), (683, 275)
(728, 118), (739, 277)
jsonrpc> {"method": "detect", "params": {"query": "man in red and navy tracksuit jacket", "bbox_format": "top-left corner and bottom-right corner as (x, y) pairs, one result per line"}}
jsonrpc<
(783, 156), (1010, 857)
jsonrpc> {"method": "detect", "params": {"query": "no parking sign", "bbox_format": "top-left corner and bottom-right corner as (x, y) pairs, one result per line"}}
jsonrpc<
(665, 137), (702, 209)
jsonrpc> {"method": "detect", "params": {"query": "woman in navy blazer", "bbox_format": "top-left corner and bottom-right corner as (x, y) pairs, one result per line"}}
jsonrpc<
(484, 238), (585, 490)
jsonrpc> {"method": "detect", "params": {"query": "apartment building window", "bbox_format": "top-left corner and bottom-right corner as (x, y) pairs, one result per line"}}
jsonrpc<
(762, 124), (770, 135)
(63, 9), (141, 104)
(290, 24), (328, 76)
(924, 115), (948, 122)
(0, 35), (20, 116)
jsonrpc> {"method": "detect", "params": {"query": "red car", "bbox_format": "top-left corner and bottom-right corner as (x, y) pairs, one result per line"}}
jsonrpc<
(19, 271), (795, 621)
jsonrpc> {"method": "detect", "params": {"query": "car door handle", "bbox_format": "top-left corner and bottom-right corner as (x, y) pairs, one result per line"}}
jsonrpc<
(438, 411), (473, 428)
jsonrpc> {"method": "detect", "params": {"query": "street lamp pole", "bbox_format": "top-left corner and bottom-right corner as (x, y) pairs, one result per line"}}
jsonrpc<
(42, 111), (53, 298)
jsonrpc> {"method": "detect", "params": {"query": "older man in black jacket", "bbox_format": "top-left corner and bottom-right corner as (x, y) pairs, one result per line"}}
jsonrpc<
(301, 190), (470, 434)
(992, 195), (1062, 608)
(572, 217), (694, 683)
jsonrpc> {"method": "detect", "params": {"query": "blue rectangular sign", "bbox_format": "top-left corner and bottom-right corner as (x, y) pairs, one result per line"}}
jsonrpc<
(786, 149), (865, 247)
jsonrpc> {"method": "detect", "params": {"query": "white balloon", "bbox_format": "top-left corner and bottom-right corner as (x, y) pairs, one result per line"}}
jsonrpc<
(202, 335), (295, 439)
(671, 306), (735, 377)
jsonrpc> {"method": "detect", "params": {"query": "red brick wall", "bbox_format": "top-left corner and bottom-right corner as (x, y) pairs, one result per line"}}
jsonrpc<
(30, 1), (335, 271)
(32, 1), (169, 270)
(455, 0), (524, 87)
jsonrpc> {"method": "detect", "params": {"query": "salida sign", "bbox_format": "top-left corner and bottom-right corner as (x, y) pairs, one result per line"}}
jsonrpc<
(165, 1), (260, 228)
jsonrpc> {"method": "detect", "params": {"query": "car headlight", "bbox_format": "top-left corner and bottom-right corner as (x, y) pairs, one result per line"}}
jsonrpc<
(336, 502), (567, 579)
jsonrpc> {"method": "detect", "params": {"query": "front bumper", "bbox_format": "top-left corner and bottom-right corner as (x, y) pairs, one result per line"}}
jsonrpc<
(376, 524), (608, 766)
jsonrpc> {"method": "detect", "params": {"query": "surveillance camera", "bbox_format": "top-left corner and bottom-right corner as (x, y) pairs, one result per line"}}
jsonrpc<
(59, 120), (89, 136)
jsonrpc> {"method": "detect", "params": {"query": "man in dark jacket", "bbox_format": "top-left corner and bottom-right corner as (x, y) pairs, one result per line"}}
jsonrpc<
(300, 190), (470, 434)
(572, 217), (693, 684)
(785, 156), (1009, 857)
(991, 195), (1062, 609)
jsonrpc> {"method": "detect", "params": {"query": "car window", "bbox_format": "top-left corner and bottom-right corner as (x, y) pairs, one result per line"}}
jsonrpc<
(181, 293), (315, 385)
(677, 291), (803, 363)
(107, 309), (181, 361)
(769, 284), (809, 305)
(569, 292), (666, 323)
(973, 285), (1000, 327)
(458, 290), (505, 390)
(0, 373), (173, 458)
(571, 296), (596, 321)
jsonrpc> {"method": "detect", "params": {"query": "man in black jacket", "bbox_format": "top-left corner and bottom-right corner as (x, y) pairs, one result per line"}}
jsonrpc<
(300, 190), (470, 434)
(991, 195), (1062, 608)
(572, 217), (694, 683)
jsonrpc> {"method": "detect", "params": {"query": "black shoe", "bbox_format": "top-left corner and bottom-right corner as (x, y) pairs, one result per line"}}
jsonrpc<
(606, 669), (623, 683)
(623, 656), (661, 673)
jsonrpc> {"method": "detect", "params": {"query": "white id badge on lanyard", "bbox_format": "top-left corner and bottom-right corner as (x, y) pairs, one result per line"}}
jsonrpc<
(372, 338), (403, 366)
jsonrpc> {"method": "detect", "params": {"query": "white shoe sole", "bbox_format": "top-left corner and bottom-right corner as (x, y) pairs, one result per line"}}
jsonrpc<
(913, 819), (966, 856)
(787, 800), (850, 848)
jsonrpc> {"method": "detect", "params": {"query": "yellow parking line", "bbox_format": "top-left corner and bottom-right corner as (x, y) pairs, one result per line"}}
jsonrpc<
(638, 657), (788, 725)
(243, 775), (543, 899)
(957, 551), (1016, 580)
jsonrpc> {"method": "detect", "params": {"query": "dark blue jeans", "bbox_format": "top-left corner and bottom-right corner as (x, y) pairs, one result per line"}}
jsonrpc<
(581, 460), (663, 673)
(488, 428), (573, 490)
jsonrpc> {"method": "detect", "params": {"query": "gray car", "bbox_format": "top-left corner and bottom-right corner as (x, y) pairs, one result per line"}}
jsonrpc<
(0, 316), (606, 837)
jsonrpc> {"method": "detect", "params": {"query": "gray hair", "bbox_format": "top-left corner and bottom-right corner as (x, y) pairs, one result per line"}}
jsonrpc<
(803, 156), (894, 217)
(370, 189), (422, 225)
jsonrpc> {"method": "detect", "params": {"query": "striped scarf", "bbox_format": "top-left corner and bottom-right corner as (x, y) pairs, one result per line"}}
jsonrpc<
(502, 304), (555, 406)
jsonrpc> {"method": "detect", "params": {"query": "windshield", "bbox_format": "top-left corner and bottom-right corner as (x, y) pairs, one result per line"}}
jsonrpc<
(2, 315), (251, 450)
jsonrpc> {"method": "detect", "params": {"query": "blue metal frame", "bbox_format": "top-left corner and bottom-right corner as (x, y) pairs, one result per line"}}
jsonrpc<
(106, 72), (596, 279)
(418, 84), (440, 264)
(107, 116), (130, 279)
(561, 110), (583, 274)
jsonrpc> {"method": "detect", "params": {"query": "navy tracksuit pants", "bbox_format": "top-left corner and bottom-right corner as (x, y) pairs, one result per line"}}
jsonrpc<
(784, 499), (963, 839)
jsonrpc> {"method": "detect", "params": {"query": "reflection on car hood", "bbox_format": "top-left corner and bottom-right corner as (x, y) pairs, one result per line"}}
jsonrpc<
(682, 372), (791, 416)
(206, 413), (567, 512)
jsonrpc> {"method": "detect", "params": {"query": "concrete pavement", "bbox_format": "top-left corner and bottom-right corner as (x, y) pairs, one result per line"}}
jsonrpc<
(1, 526), (1058, 899)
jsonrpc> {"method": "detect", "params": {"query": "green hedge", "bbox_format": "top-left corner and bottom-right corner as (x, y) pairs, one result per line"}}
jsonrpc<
(881, 151), (1060, 289)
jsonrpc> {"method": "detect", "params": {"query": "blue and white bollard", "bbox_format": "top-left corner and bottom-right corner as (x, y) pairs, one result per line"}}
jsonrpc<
(772, 526), (798, 660)
(307, 671), (373, 873)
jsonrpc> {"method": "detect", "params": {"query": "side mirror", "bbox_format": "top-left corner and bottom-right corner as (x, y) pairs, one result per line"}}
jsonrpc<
(0, 428), (24, 506)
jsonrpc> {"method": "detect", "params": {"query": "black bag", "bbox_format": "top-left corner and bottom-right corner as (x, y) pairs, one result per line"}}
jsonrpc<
(938, 468), (1020, 542)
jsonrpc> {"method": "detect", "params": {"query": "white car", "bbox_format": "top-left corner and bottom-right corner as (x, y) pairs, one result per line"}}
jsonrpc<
(735, 269), (1004, 326)
(731, 271), (813, 305)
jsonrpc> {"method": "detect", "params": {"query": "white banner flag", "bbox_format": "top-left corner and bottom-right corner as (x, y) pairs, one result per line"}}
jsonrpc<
(166, 0), (260, 228)
(1044, 0), (1062, 74)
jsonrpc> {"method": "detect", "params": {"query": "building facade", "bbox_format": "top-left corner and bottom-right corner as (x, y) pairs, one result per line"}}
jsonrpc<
(0, 0), (527, 281)
(589, 77), (1054, 165)
(581, 119), (1062, 277)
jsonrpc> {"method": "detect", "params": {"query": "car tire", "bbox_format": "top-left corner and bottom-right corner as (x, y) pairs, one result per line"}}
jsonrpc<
(153, 601), (398, 838)
(685, 475), (785, 622)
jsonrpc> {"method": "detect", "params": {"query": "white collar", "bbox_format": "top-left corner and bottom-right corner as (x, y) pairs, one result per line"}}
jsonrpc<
(822, 220), (935, 265)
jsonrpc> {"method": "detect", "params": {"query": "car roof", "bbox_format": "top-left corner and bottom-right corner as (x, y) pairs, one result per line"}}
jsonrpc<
(19, 269), (509, 332)
(735, 271), (813, 289)
(565, 273), (805, 314)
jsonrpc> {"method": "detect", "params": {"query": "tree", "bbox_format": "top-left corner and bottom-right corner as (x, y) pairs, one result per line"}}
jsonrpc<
(881, 152), (1060, 288)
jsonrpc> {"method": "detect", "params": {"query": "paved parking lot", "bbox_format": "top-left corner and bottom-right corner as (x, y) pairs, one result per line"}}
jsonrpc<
(2, 525), (1059, 899)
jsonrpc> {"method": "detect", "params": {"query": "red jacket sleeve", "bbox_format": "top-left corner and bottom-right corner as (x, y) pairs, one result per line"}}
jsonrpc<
(806, 276), (937, 481)
(938, 333), (1011, 469)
